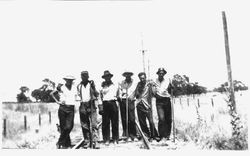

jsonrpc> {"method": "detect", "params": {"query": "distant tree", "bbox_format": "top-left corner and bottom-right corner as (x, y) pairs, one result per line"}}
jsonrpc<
(213, 80), (248, 93)
(31, 79), (58, 102)
(233, 80), (248, 91)
(171, 74), (207, 96)
(17, 86), (31, 103)
(31, 89), (42, 102)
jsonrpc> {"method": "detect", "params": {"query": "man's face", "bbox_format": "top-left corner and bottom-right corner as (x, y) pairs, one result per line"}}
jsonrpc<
(125, 75), (132, 81)
(81, 73), (89, 82)
(104, 76), (112, 82)
(65, 79), (74, 86)
(139, 74), (146, 83)
(158, 72), (165, 79)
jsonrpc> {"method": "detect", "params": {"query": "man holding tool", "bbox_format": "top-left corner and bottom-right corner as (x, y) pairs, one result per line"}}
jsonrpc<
(77, 71), (100, 149)
(118, 70), (137, 141)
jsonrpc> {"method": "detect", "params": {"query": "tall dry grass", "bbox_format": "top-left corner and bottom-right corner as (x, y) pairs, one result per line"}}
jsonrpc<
(174, 91), (248, 150)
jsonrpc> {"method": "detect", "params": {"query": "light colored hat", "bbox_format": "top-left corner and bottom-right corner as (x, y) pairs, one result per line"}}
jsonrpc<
(63, 75), (76, 80)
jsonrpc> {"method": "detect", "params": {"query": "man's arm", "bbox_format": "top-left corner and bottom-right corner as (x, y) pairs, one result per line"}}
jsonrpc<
(50, 90), (64, 105)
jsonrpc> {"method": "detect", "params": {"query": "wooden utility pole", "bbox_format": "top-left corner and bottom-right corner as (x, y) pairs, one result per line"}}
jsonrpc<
(222, 11), (236, 112)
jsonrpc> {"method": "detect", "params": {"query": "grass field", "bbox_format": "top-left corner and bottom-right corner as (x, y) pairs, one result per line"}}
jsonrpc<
(1, 90), (248, 149)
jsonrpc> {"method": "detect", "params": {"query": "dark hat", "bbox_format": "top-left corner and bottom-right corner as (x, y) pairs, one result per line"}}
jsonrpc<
(156, 68), (167, 75)
(122, 70), (133, 77)
(63, 75), (76, 81)
(102, 70), (113, 78)
(138, 72), (146, 77)
(81, 71), (89, 75)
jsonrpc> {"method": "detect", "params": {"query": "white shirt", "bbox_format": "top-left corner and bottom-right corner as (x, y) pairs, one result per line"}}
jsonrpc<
(155, 78), (171, 98)
(100, 83), (118, 101)
(78, 83), (91, 102)
(59, 84), (78, 105)
(118, 79), (137, 99)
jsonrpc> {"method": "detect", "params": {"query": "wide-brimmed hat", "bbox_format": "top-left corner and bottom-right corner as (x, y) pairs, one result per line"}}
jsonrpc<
(102, 70), (113, 78)
(122, 70), (133, 77)
(156, 68), (167, 75)
(63, 75), (76, 81)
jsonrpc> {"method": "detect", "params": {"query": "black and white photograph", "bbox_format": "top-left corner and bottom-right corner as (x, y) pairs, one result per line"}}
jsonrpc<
(0, 0), (249, 152)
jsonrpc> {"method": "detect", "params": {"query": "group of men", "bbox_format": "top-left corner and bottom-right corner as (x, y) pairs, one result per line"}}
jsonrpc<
(50, 68), (173, 149)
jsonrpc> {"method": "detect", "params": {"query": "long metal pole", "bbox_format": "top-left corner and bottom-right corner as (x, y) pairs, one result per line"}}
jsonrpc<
(126, 88), (129, 141)
(142, 50), (146, 73)
(169, 79), (175, 143)
(222, 11), (236, 112)
(141, 33), (146, 73)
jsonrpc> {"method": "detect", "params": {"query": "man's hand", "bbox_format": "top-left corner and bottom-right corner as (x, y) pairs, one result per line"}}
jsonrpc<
(117, 97), (122, 103)
(57, 101), (66, 105)
(98, 104), (103, 115)
(89, 80), (95, 88)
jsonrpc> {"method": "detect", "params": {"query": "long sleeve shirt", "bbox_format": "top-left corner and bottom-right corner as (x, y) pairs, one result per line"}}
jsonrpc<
(134, 81), (154, 110)
(118, 79), (137, 100)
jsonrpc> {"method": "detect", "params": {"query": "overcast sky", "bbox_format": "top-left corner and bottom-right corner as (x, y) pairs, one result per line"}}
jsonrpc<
(1, 0), (249, 101)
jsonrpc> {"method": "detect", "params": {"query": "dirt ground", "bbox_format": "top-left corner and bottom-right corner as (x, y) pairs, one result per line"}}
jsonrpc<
(2, 122), (196, 150)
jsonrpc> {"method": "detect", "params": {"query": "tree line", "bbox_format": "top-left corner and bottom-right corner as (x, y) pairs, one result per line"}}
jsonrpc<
(16, 75), (248, 103)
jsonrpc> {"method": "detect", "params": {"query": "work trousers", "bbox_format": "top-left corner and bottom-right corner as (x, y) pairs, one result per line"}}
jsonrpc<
(119, 99), (137, 138)
(79, 101), (99, 142)
(102, 100), (119, 142)
(136, 102), (159, 138)
(58, 105), (75, 147)
(156, 97), (172, 138)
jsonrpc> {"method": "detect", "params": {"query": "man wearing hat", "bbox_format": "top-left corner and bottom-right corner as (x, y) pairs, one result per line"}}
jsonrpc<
(117, 71), (137, 141)
(50, 75), (77, 149)
(98, 70), (119, 145)
(153, 68), (173, 141)
(134, 72), (160, 142)
(77, 71), (100, 149)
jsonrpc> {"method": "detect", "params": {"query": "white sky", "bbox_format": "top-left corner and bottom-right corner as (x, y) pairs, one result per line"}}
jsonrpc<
(1, 0), (250, 101)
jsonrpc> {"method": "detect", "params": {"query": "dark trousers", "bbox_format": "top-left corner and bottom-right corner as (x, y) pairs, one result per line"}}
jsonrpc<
(79, 101), (99, 142)
(136, 102), (159, 138)
(102, 100), (119, 142)
(156, 97), (172, 138)
(119, 99), (137, 138)
(58, 105), (75, 147)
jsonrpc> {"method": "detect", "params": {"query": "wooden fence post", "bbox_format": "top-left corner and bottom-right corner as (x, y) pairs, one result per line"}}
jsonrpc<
(3, 119), (7, 137)
(49, 112), (51, 124)
(39, 114), (41, 126)
(24, 115), (27, 131)
(211, 98), (214, 107)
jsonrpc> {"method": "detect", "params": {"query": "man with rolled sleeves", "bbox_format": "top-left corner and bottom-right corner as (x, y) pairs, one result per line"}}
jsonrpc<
(153, 68), (173, 141)
(134, 72), (160, 142)
(77, 71), (100, 149)
(117, 71), (137, 141)
(50, 75), (77, 149)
